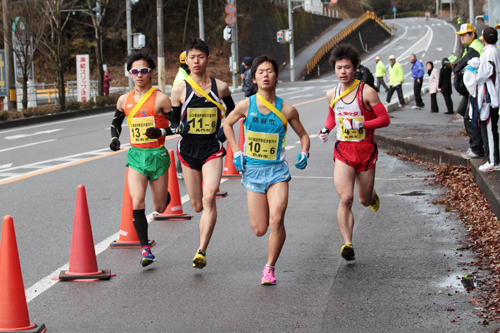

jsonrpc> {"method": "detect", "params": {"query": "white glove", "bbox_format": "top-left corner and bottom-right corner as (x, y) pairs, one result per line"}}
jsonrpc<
(318, 128), (330, 143)
(342, 118), (361, 130)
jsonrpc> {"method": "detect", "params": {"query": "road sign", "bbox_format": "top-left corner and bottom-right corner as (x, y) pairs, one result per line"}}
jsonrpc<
(0, 50), (6, 97)
(226, 14), (236, 25)
(225, 4), (236, 15)
(392, 6), (397, 12)
(227, 0), (235, 4)
(392, 2), (397, 6)
(277, 30), (284, 43)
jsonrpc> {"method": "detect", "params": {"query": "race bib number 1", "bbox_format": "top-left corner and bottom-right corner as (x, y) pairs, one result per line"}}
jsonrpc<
(339, 116), (365, 141)
(246, 131), (279, 161)
(187, 107), (218, 134)
(129, 117), (156, 144)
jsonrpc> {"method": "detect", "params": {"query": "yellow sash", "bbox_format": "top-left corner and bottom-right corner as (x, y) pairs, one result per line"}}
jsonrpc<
(330, 80), (360, 108)
(185, 76), (226, 116)
(126, 87), (156, 128)
(256, 93), (287, 133)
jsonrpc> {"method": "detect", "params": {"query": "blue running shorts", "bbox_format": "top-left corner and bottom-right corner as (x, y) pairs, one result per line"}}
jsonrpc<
(242, 162), (291, 194)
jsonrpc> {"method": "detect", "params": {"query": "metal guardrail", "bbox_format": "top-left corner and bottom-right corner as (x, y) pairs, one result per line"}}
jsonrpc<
(305, 11), (393, 75)
(2, 81), (99, 110)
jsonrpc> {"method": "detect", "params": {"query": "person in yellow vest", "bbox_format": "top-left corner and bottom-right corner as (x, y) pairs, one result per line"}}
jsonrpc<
(109, 48), (173, 267)
(172, 51), (191, 180)
(455, 23), (485, 159)
(448, 52), (457, 64)
(374, 56), (389, 92)
(386, 55), (405, 107)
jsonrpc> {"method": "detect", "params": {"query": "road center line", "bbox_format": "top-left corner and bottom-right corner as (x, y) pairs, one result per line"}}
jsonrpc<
(0, 139), (57, 153)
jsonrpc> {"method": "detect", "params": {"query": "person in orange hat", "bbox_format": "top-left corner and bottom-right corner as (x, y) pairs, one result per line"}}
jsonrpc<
(103, 70), (112, 96)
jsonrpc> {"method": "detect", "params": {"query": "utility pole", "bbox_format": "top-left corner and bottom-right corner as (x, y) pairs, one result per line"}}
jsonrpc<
(288, 0), (295, 82)
(3, 0), (16, 110)
(126, 0), (133, 87)
(198, 0), (205, 41)
(233, 1), (238, 88)
(157, 0), (165, 92)
(469, 0), (474, 25)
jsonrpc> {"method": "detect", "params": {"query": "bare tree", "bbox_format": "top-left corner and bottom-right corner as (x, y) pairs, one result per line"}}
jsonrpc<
(6, 2), (48, 109)
(83, 0), (114, 96)
(38, 0), (76, 111)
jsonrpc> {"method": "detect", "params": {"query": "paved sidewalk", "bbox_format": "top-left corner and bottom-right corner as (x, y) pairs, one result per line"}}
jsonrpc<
(377, 89), (500, 220)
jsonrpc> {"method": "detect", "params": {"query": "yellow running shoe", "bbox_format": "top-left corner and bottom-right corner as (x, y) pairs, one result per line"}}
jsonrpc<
(369, 194), (380, 212)
(193, 250), (207, 269)
(341, 243), (355, 261)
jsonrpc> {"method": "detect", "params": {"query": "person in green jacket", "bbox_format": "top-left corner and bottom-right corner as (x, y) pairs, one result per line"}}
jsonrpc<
(173, 51), (190, 87)
(374, 56), (389, 92)
(386, 55), (405, 107)
(448, 52), (457, 64)
(173, 51), (191, 179)
(455, 23), (485, 160)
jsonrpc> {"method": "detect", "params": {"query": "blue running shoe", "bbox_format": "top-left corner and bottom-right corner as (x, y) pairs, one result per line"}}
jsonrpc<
(141, 247), (156, 267)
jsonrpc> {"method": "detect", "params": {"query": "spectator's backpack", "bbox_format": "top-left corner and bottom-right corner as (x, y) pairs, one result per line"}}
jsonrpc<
(453, 47), (480, 97)
(355, 65), (376, 90)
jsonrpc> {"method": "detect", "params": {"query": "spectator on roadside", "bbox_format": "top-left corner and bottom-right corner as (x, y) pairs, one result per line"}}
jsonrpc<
(354, 64), (376, 91)
(438, 58), (454, 114)
(173, 51), (191, 180)
(410, 54), (425, 109)
(427, 61), (440, 112)
(104, 70), (112, 96)
(454, 23), (484, 160)
(374, 56), (389, 92)
(386, 55), (405, 107)
(242, 57), (254, 98)
(457, 17), (462, 25)
(463, 27), (500, 171)
(240, 60), (246, 81)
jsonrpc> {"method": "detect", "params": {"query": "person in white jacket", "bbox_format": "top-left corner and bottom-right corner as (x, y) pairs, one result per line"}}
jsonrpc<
(426, 61), (440, 112)
(463, 27), (500, 172)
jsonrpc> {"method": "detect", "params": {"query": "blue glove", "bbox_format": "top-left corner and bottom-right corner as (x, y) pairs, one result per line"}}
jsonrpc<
(233, 151), (246, 172)
(295, 152), (308, 170)
(177, 121), (190, 134)
(463, 65), (478, 73)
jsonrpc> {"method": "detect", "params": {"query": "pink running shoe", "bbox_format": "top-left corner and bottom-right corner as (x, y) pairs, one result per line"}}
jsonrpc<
(261, 266), (276, 285)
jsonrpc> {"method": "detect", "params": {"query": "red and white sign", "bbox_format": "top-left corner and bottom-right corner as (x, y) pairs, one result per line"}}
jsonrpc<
(76, 54), (90, 102)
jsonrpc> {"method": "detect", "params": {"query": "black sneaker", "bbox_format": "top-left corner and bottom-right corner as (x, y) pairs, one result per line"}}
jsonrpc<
(341, 243), (355, 261)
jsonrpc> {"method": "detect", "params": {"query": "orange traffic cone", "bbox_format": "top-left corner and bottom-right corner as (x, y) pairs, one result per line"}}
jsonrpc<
(109, 168), (156, 248)
(223, 143), (242, 178)
(216, 186), (228, 198)
(0, 216), (46, 333)
(153, 150), (193, 220)
(59, 185), (112, 281)
(238, 118), (245, 152)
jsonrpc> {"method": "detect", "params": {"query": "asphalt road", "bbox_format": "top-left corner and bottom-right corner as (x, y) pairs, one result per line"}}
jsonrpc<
(1, 17), (497, 332)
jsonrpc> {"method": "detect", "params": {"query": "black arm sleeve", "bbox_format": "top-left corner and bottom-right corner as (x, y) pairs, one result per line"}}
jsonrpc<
(222, 94), (235, 118)
(111, 109), (125, 139)
(171, 106), (181, 128)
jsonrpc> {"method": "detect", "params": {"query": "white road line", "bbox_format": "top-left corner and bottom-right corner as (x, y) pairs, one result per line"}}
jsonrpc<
(289, 94), (314, 99)
(285, 146), (295, 150)
(309, 134), (318, 138)
(0, 113), (112, 134)
(0, 139), (57, 153)
(5, 128), (63, 140)
(24, 179), (227, 303)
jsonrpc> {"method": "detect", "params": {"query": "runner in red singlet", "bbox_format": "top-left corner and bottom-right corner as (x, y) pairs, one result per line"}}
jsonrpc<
(318, 44), (390, 261)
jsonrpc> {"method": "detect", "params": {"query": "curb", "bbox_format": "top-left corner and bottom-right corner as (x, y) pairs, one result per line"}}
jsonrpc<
(0, 106), (116, 130)
(469, 159), (500, 221)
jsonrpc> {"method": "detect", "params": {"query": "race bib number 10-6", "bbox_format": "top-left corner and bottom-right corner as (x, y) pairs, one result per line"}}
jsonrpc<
(129, 117), (156, 144)
(339, 116), (366, 141)
(246, 131), (279, 161)
(187, 107), (218, 134)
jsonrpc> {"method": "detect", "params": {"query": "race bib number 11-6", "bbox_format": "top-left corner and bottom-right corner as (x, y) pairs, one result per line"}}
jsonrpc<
(339, 116), (365, 141)
(187, 107), (218, 134)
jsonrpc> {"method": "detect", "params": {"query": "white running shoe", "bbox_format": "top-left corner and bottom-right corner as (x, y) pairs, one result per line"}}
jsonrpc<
(479, 162), (500, 172)
(461, 148), (482, 159)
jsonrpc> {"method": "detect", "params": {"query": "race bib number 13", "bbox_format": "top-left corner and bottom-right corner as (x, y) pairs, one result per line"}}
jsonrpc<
(246, 131), (279, 161)
(187, 107), (217, 134)
(129, 117), (156, 144)
(339, 116), (365, 141)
